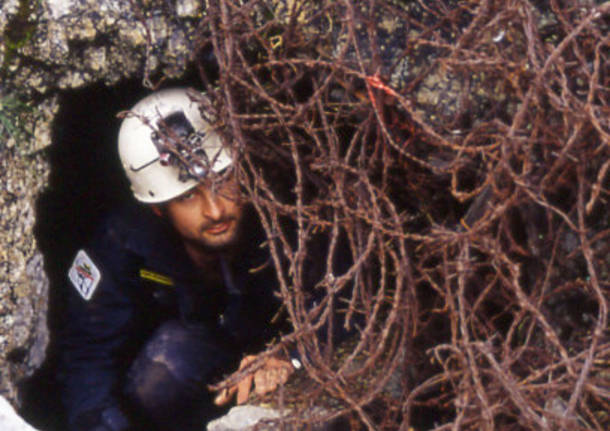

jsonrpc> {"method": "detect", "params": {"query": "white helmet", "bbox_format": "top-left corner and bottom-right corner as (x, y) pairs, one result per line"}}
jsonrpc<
(118, 88), (232, 203)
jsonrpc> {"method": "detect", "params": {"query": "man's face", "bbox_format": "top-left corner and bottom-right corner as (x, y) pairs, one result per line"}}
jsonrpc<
(163, 176), (245, 251)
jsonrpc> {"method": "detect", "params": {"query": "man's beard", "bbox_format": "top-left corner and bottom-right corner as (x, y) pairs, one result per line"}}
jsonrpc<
(192, 215), (243, 253)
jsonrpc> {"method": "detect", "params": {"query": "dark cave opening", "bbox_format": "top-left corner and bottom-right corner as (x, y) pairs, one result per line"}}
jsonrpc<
(20, 73), (202, 431)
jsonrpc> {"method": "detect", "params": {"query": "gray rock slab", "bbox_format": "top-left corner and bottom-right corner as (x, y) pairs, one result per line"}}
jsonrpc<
(0, 397), (40, 431)
(207, 405), (282, 431)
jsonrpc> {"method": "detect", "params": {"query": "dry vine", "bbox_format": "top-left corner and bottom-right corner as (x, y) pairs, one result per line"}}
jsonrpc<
(163, 0), (609, 429)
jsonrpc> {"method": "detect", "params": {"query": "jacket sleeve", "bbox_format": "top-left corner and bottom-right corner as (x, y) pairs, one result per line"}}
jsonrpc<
(58, 220), (142, 431)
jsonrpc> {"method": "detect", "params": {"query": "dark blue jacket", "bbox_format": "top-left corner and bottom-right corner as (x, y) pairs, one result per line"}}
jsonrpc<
(58, 203), (281, 430)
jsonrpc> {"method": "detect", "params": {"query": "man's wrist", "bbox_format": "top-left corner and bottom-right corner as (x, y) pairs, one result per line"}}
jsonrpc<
(290, 357), (302, 370)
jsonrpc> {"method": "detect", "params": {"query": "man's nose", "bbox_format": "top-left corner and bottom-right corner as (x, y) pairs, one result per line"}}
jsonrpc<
(201, 190), (225, 221)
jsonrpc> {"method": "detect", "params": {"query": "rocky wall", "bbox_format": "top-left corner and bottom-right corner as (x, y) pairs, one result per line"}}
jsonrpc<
(0, 96), (55, 405)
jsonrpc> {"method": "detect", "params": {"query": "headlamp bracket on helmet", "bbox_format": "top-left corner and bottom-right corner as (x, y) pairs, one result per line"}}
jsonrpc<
(149, 111), (221, 182)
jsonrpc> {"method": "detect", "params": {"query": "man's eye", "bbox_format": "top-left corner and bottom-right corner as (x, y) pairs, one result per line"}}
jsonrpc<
(179, 192), (195, 202)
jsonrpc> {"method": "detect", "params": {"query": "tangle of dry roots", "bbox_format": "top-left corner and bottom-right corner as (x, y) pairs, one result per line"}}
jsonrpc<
(144, 1), (610, 429)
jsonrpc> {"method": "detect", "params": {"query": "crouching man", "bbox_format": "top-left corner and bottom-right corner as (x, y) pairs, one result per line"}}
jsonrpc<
(58, 88), (295, 431)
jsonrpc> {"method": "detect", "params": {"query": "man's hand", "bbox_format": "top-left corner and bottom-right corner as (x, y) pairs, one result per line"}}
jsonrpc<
(214, 355), (294, 405)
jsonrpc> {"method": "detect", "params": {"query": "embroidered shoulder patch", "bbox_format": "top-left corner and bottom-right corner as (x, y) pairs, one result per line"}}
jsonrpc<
(68, 250), (102, 300)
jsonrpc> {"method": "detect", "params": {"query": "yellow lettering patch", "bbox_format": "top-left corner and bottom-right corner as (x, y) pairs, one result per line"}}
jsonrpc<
(139, 269), (174, 287)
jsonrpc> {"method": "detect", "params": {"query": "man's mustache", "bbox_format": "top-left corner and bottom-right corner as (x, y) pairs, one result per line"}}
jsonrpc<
(199, 216), (236, 232)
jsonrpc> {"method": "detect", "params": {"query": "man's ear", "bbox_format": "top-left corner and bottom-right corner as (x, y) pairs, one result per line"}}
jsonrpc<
(151, 205), (163, 217)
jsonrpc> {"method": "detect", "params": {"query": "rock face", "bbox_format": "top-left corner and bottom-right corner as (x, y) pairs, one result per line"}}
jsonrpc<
(0, 396), (40, 431)
(1, 0), (203, 94)
(0, 96), (56, 404)
(0, 0), (204, 409)
(207, 406), (281, 431)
